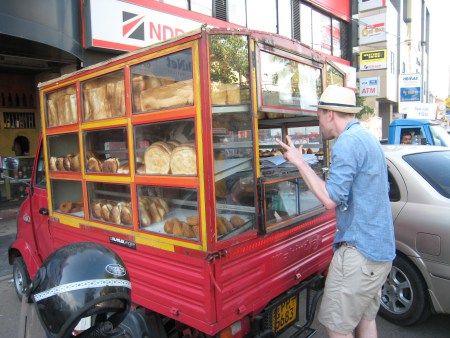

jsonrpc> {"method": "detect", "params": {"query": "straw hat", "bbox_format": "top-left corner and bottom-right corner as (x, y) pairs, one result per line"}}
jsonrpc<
(315, 85), (362, 114)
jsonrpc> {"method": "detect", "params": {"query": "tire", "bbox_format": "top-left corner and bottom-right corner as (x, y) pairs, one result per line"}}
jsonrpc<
(379, 255), (430, 326)
(12, 256), (31, 301)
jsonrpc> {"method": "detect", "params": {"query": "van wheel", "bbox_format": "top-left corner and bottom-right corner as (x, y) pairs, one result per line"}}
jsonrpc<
(379, 255), (430, 325)
(13, 257), (31, 300)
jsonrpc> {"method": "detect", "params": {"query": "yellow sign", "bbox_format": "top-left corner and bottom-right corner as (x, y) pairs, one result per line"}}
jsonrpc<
(360, 49), (387, 71)
(446, 97), (450, 109)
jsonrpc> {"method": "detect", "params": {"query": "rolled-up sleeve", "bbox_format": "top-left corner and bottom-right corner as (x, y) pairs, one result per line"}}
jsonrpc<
(325, 137), (359, 211)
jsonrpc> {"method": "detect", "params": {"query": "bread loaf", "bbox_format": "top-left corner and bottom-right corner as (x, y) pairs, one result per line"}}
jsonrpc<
(87, 157), (102, 173)
(93, 201), (103, 219)
(101, 203), (113, 222)
(139, 200), (151, 227)
(120, 203), (132, 225)
(70, 154), (81, 172)
(49, 157), (57, 171)
(144, 143), (172, 174)
(101, 158), (120, 173)
(63, 156), (71, 171)
(110, 204), (122, 224)
(170, 144), (197, 175)
(47, 99), (59, 127)
(140, 79), (193, 111)
(89, 85), (108, 120)
(56, 157), (65, 171)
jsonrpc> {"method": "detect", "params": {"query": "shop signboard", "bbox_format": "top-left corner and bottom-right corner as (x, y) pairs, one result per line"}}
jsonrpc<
(399, 74), (421, 102)
(358, 0), (386, 12)
(359, 49), (387, 70)
(399, 102), (437, 119)
(358, 13), (386, 45)
(359, 76), (379, 96)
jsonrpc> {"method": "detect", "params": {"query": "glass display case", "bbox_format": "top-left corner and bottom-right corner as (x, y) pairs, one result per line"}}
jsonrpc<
(82, 71), (125, 121)
(134, 119), (196, 175)
(47, 133), (80, 172)
(51, 180), (84, 217)
(88, 182), (132, 226)
(46, 85), (77, 127)
(83, 127), (129, 174)
(131, 49), (194, 113)
(137, 185), (199, 240)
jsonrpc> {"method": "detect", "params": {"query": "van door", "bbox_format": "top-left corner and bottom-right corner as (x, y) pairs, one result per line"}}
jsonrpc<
(30, 139), (53, 260)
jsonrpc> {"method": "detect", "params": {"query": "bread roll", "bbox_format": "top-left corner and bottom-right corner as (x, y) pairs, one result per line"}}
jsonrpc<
(144, 143), (172, 174)
(50, 157), (57, 171)
(56, 157), (65, 171)
(87, 157), (102, 173)
(182, 222), (195, 238)
(70, 154), (81, 172)
(148, 201), (162, 223)
(93, 201), (103, 219)
(63, 156), (71, 171)
(172, 219), (183, 236)
(186, 216), (198, 226)
(139, 200), (151, 227)
(101, 158), (120, 173)
(170, 144), (197, 175)
(164, 219), (174, 234)
(230, 215), (245, 228)
(101, 203), (113, 222)
(216, 217), (228, 235)
(120, 203), (132, 225)
(70, 201), (84, 213)
(59, 201), (72, 213)
(136, 163), (146, 174)
(192, 225), (200, 239)
(110, 204), (122, 224)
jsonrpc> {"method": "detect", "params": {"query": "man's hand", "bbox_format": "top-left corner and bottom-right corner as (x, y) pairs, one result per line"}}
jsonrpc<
(276, 136), (304, 167)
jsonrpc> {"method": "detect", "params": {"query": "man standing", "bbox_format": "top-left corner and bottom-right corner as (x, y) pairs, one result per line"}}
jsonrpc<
(277, 85), (395, 338)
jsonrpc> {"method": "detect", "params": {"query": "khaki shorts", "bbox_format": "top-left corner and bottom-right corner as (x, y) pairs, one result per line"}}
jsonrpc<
(318, 245), (392, 335)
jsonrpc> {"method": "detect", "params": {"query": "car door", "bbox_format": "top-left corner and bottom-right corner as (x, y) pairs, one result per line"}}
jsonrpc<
(30, 139), (53, 260)
(386, 159), (407, 221)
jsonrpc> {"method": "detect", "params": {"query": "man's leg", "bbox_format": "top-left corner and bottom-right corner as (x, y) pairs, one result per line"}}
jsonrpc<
(327, 328), (354, 338)
(355, 318), (377, 338)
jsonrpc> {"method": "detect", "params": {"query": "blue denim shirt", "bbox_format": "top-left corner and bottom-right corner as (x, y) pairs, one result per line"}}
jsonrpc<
(325, 119), (395, 262)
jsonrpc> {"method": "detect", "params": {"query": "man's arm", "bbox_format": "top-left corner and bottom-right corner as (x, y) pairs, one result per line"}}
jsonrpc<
(276, 136), (337, 210)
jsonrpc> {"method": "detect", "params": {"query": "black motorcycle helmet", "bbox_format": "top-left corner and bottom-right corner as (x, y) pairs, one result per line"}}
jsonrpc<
(28, 242), (131, 338)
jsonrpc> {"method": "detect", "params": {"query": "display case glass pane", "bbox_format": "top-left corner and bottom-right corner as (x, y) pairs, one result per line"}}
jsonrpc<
(260, 51), (322, 111)
(287, 126), (323, 157)
(131, 49), (194, 113)
(209, 35), (250, 106)
(258, 127), (283, 158)
(48, 133), (80, 172)
(212, 108), (256, 240)
(84, 127), (129, 174)
(88, 182), (132, 227)
(134, 119), (196, 175)
(137, 185), (199, 241)
(51, 180), (84, 217)
(326, 65), (344, 86)
(46, 85), (77, 127)
(82, 70), (125, 121)
(263, 178), (322, 226)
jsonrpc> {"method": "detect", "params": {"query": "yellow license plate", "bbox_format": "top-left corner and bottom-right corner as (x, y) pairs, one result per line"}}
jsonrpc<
(271, 295), (298, 333)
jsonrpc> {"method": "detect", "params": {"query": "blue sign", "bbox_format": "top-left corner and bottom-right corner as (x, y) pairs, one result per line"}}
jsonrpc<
(400, 87), (421, 102)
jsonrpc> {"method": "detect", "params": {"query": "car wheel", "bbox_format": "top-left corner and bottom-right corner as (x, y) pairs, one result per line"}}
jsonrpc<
(379, 255), (430, 326)
(13, 257), (31, 300)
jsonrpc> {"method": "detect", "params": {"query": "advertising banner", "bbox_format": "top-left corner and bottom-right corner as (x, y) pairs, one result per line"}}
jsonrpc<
(399, 74), (421, 102)
(358, 0), (386, 12)
(399, 102), (437, 119)
(359, 77), (380, 96)
(359, 49), (387, 70)
(359, 13), (386, 45)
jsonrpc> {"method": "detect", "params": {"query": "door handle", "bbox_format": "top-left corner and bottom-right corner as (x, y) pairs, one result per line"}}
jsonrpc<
(39, 208), (49, 216)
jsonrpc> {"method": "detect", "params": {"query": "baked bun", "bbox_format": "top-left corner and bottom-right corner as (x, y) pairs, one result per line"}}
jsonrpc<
(172, 218), (183, 236)
(63, 156), (72, 171)
(56, 157), (65, 171)
(110, 204), (122, 224)
(139, 200), (151, 227)
(216, 216), (228, 235)
(93, 201), (103, 219)
(101, 158), (120, 173)
(50, 157), (57, 171)
(192, 225), (200, 239)
(70, 154), (81, 172)
(87, 157), (101, 173)
(120, 203), (132, 225)
(164, 219), (174, 234)
(70, 201), (84, 213)
(186, 216), (198, 226)
(101, 203), (113, 222)
(59, 201), (73, 213)
(170, 144), (197, 175)
(230, 215), (245, 228)
(182, 222), (195, 238)
(144, 142), (172, 174)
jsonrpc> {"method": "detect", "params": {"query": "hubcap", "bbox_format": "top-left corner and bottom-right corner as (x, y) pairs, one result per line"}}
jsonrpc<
(14, 266), (24, 294)
(381, 266), (413, 315)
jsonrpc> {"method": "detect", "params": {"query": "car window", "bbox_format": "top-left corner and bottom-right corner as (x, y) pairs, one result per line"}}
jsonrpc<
(430, 125), (450, 147)
(387, 170), (400, 202)
(403, 151), (450, 198)
(35, 145), (46, 189)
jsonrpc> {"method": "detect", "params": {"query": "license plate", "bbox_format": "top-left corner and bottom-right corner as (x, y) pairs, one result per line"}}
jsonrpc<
(270, 295), (298, 333)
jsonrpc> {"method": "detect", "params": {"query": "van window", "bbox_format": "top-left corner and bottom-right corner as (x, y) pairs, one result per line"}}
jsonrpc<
(35, 146), (46, 188)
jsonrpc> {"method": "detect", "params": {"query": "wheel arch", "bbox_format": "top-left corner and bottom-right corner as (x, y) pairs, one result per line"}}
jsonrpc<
(8, 239), (42, 279)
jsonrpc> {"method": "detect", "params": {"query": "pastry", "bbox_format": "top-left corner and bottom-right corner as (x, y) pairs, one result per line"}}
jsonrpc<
(144, 143), (172, 174)
(101, 203), (113, 222)
(49, 157), (57, 171)
(70, 154), (81, 172)
(87, 157), (102, 173)
(55, 157), (65, 171)
(140, 79), (193, 111)
(230, 215), (245, 228)
(110, 204), (122, 224)
(120, 203), (132, 225)
(101, 158), (120, 173)
(93, 201), (103, 219)
(186, 216), (198, 226)
(59, 201), (73, 213)
(117, 162), (129, 174)
(170, 144), (197, 175)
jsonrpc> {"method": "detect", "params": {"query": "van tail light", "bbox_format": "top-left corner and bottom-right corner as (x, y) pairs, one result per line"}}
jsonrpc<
(219, 317), (250, 338)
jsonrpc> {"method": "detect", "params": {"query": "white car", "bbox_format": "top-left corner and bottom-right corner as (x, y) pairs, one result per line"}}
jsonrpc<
(379, 145), (450, 325)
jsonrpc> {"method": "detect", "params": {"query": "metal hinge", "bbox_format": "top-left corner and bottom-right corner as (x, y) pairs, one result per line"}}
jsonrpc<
(206, 249), (228, 262)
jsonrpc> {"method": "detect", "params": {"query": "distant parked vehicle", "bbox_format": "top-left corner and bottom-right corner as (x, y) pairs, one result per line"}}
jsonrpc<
(388, 119), (450, 146)
(380, 145), (450, 325)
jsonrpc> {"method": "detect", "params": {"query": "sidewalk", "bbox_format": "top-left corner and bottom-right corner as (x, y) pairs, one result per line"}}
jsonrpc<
(0, 199), (22, 221)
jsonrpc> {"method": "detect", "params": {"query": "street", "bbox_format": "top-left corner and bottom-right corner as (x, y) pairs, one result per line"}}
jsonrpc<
(1, 217), (450, 337)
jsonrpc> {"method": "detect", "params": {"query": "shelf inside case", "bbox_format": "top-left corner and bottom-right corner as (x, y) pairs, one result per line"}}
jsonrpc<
(50, 180), (84, 217)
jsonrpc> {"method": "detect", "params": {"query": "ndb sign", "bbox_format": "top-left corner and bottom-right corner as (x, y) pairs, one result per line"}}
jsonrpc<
(399, 74), (421, 102)
(359, 77), (379, 96)
(359, 49), (387, 70)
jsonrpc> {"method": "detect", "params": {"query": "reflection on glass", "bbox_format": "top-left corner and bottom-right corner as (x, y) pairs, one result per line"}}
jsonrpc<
(131, 49), (193, 113)
(88, 182), (131, 227)
(326, 65), (344, 87)
(264, 179), (322, 226)
(332, 18), (342, 57)
(46, 85), (77, 127)
(84, 128), (129, 174)
(213, 109), (255, 240)
(137, 185), (199, 241)
(260, 51), (322, 110)
(287, 126), (322, 154)
(48, 133), (80, 172)
(209, 35), (250, 105)
(51, 180), (84, 217)
(134, 119), (196, 176)
(82, 71), (125, 121)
